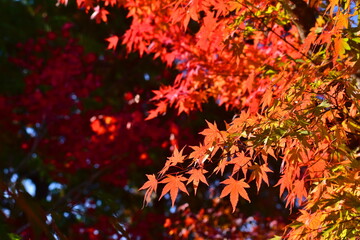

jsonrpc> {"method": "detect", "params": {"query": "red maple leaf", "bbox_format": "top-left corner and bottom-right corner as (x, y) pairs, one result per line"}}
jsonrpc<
(106, 36), (119, 50)
(91, 6), (110, 23)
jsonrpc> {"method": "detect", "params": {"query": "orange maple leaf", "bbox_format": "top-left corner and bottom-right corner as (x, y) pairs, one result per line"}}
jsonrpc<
(159, 175), (189, 206)
(229, 151), (252, 176)
(106, 36), (119, 50)
(220, 177), (250, 212)
(139, 174), (158, 207)
(168, 146), (186, 165)
(186, 168), (208, 194)
(249, 164), (273, 192)
(260, 88), (273, 111)
(292, 179), (307, 205)
(200, 120), (223, 145)
(297, 209), (324, 233)
(159, 146), (186, 176)
(308, 159), (327, 179)
(214, 158), (228, 175)
(229, 110), (251, 133)
(189, 143), (214, 165)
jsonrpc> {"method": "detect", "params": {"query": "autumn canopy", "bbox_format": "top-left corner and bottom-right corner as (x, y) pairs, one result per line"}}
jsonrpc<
(1, 0), (360, 239)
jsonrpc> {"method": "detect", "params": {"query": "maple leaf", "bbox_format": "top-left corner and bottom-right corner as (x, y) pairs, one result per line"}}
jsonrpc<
(186, 168), (208, 194)
(248, 164), (273, 192)
(106, 36), (119, 50)
(159, 146), (186, 176)
(264, 146), (277, 160)
(220, 177), (250, 212)
(91, 6), (109, 23)
(297, 210), (324, 230)
(200, 120), (223, 145)
(189, 143), (213, 165)
(145, 101), (167, 120)
(261, 88), (273, 111)
(229, 151), (252, 176)
(168, 146), (186, 165)
(333, 37), (350, 60)
(159, 175), (189, 206)
(213, 157), (228, 175)
(139, 174), (158, 207)
(308, 159), (327, 179)
(292, 179), (307, 205)
(213, 0), (229, 18)
(229, 110), (250, 132)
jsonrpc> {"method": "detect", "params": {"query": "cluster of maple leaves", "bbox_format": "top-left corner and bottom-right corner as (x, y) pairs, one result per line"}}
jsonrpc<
(63, 0), (360, 239)
(7, 0), (360, 239)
